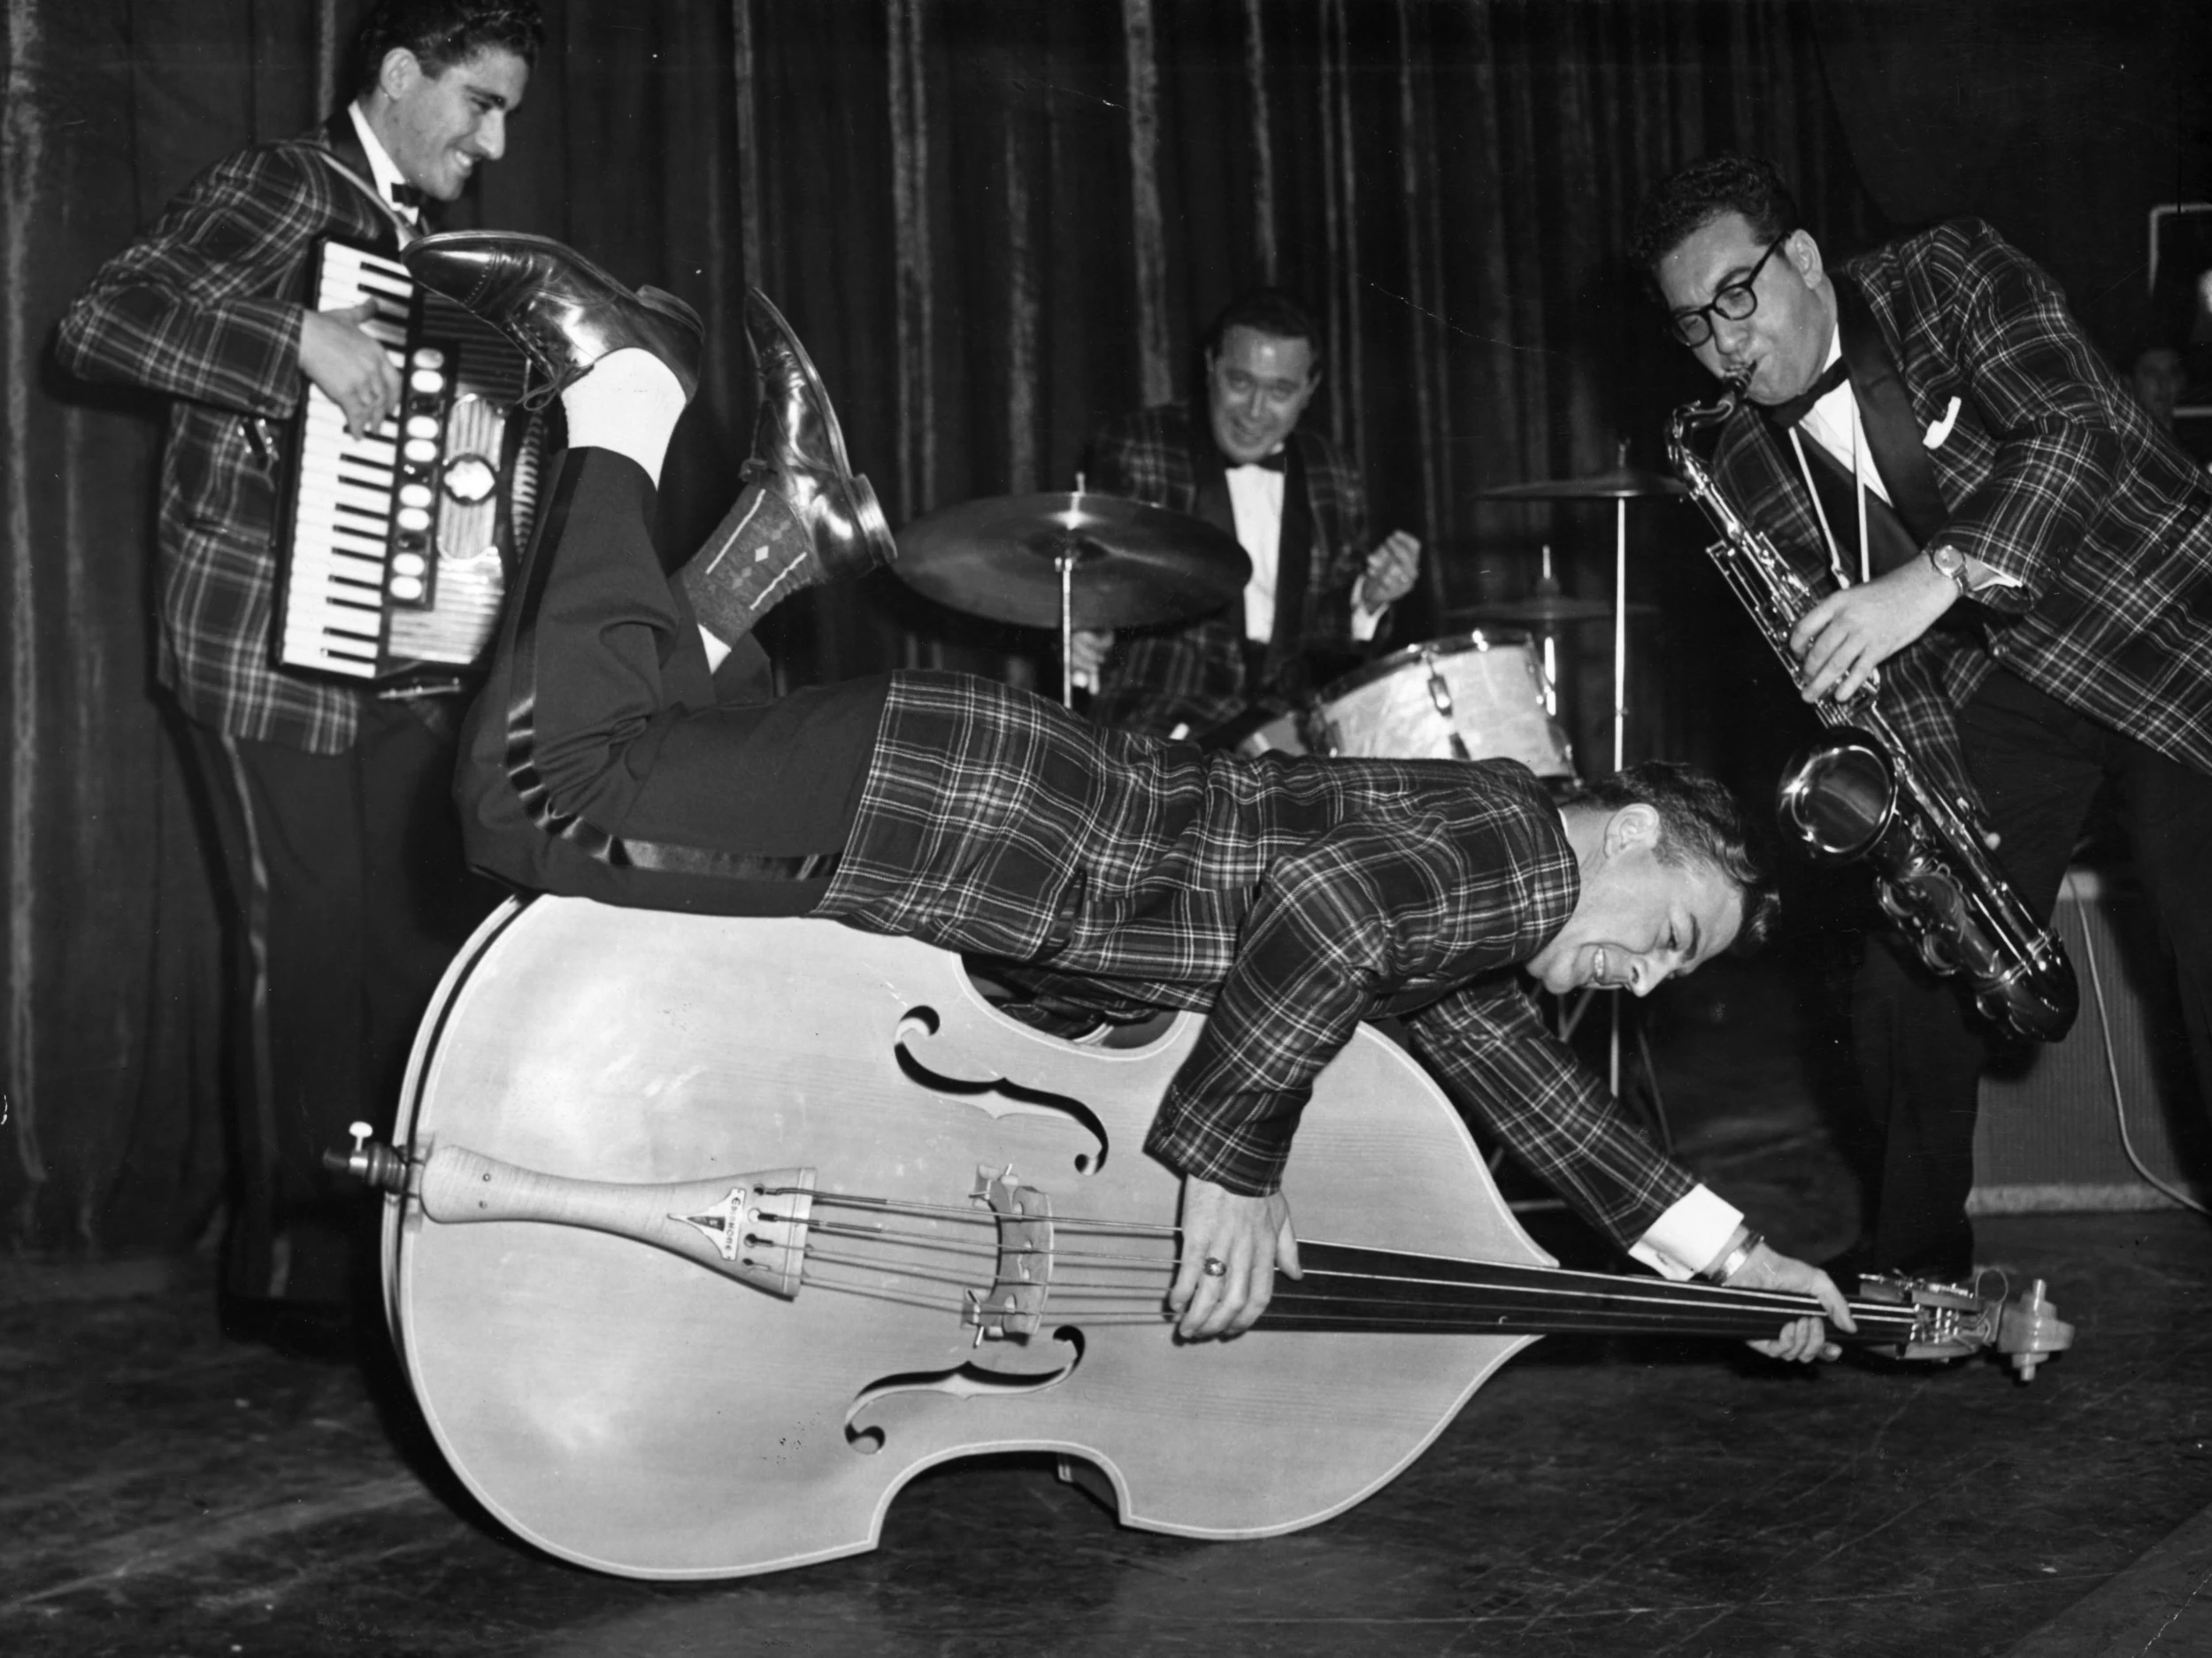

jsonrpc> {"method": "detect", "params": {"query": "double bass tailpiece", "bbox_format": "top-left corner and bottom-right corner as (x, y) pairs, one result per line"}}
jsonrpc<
(327, 1119), (816, 1300)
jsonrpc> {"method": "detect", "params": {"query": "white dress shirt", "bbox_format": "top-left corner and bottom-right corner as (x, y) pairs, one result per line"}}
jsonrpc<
(346, 102), (422, 227)
(1224, 457), (1383, 644)
(1792, 332), (2015, 594)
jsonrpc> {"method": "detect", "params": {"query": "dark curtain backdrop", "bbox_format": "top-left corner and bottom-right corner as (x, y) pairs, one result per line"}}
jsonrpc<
(3, 0), (2201, 1256)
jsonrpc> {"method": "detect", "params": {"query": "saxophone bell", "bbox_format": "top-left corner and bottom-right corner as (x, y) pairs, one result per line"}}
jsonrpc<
(1778, 735), (1898, 864)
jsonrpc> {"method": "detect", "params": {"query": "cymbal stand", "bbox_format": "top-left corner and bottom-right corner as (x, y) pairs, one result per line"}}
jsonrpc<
(1059, 473), (1084, 709)
(1610, 441), (1633, 772)
(1059, 542), (1077, 708)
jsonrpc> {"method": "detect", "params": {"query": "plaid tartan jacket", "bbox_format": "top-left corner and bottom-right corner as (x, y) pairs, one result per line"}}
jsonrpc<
(818, 671), (1699, 1252)
(1082, 403), (1373, 739)
(1708, 219), (2212, 808)
(57, 117), (403, 754)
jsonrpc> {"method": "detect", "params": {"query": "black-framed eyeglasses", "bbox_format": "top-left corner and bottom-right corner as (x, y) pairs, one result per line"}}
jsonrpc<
(1666, 233), (1790, 348)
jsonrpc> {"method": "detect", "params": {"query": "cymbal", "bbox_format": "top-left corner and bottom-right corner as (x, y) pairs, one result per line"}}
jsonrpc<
(895, 492), (1249, 630)
(1458, 595), (1661, 626)
(1463, 595), (1616, 625)
(1473, 464), (1686, 501)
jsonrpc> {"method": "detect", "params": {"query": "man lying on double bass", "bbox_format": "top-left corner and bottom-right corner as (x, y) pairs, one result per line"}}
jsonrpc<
(403, 229), (1855, 1362)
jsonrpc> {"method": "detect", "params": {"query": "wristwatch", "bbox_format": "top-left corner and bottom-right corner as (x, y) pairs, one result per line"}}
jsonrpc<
(1927, 543), (1970, 593)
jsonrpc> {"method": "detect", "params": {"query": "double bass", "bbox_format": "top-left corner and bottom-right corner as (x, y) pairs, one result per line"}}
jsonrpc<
(340, 896), (2071, 1581)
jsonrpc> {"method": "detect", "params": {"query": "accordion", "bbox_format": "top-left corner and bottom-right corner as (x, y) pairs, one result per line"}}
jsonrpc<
(274, 236), (554, 690)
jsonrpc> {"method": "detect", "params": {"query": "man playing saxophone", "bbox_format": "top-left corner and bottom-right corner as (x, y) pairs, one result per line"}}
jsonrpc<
(1630, 154), (2212, 1282)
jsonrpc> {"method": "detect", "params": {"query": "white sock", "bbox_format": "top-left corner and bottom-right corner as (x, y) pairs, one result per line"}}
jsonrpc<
(559, 348), (687, 486)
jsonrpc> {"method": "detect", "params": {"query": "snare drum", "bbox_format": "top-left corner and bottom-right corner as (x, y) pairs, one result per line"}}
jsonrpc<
(1314, 630), (1576, 780)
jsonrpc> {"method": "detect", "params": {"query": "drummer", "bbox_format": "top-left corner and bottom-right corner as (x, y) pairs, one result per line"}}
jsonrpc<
(1070, 288), (1422, 745)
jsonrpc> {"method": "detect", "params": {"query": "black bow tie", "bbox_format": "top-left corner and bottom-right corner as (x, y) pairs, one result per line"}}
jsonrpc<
(388, 182), (424, 211)
(1764, 357), (1850, 429)
(1226, 448), (1286, 473)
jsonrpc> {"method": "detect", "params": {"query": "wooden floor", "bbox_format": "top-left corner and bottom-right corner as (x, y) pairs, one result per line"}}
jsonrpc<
(6, 958), (2211, 1657)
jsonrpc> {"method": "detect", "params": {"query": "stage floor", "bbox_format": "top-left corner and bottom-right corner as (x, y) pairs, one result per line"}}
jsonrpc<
(5, 957), (2209, 1658)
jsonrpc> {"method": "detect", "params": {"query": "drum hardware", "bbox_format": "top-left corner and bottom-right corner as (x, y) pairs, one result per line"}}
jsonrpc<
(1474, 447), (1687, 1109)
(1471, 462), (1686, 503)
(892, 492), (1249, 707)
(1473, 442), (1684, 773)
(1463, 595), (1617, 626)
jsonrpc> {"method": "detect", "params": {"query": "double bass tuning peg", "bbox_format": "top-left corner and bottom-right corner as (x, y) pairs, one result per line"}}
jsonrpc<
(323, 1119), (407, 1193)
(2001, 1278), (2072, 1382)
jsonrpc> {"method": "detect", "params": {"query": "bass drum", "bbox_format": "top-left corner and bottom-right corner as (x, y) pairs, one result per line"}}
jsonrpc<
(1314, 629), (1576, 781)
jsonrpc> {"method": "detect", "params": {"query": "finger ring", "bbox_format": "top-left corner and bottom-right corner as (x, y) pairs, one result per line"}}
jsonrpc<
(1202, 1256), (1227, 1278)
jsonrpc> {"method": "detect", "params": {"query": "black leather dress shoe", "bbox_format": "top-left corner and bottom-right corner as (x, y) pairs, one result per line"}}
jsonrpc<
(402, 231), (703, 403)
(742, 288), (895, 577)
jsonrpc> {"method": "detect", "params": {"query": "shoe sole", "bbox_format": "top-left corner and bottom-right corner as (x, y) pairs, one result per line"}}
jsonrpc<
(847, 472), (898, 569)
(408, 232), (704, 394)
(407, 230), (632, 309)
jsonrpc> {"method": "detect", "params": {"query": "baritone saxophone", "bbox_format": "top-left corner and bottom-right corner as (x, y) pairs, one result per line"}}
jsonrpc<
(1663, 380), (2078, 1042)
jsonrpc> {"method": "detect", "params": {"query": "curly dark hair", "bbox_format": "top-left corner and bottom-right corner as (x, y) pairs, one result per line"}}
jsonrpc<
(1202, 287), (1323, 363)
(1628, 154), (1801, 273)
(352, 0), (546, 95)
(1575, 760), (1781, 950)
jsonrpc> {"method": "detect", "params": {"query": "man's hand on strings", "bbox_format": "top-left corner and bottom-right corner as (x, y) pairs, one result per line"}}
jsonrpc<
(1724, 1241), (1856, 1363)
(300, 300), (401, 439)
(1786, 553), (1958, 704)
(1168, 1173), (1300, 1340)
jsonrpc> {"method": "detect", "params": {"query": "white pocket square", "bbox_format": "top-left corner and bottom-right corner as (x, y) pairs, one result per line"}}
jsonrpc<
(1923, 395), (1962, 449)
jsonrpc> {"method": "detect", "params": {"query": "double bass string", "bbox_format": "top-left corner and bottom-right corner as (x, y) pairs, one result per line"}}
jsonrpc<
(797, 1192), (1179, 1319)
(791, 1191), (1187, 1322)
(782, 1190), (1905, 1339)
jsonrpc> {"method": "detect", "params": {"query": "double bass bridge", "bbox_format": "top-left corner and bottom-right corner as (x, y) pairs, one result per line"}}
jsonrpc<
(965, 1164), (1053, 1341)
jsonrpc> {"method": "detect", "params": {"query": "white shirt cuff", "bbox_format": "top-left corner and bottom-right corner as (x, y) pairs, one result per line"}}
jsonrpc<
(1628, 1185), (1743, 1281)
(1350, 599), (1386, 641)
(1955, 550), (2024, 594)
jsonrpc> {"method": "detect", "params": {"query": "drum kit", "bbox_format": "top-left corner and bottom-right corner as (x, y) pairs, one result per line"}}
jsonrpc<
(894, 449), (1683, 781)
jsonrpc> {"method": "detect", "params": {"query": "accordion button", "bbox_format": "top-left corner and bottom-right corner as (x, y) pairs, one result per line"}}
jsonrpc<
(390, 575), (425, 602)
(397, 506), (432, 533)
